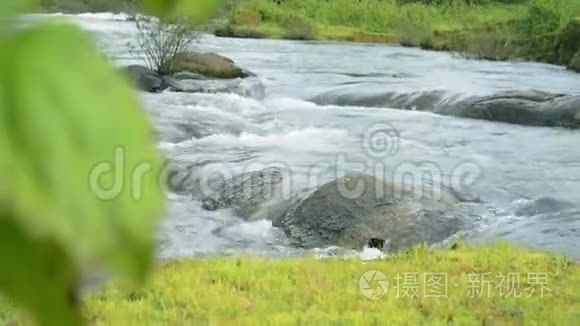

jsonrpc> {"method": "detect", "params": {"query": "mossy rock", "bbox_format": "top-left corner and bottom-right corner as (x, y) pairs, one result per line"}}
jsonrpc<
(553, 18), (580, 65)
(171, 52), (249, 79)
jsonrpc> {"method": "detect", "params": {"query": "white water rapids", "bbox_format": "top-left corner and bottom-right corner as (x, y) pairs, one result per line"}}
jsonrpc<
(28, 13), (580, 259)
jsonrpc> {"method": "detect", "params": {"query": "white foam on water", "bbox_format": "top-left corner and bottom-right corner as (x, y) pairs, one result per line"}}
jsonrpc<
(190, 127), (348, 152)
(312, 246), (387, 261)
(264, 97), (325, 111)
(75, 13), (131, 20)
(234, 220), (276, 239)
(359, 247), (386, 261)
(145, 91), (266, 115)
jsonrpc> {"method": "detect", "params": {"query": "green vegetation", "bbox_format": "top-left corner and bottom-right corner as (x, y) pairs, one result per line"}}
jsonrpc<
(38, 0), (580, 67)
(38, 0), (137, 13)
(8, 1), (579, 324)
(2, 242), (579, 324)
(0, 0), (219, 325)
(219, 0), (580, 67)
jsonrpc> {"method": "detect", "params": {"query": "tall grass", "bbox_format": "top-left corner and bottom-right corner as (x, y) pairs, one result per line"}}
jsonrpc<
(521, 0), (580, 59)
(233, 0), (527, 33)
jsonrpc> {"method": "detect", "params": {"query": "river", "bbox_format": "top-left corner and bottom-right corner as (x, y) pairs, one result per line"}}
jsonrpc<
(36, 13), (580, 259)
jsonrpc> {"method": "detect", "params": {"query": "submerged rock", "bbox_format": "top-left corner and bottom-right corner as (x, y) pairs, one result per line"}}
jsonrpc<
(201, 168), (287, 219)
(440, 91), (580, 128)
(172, 71), (208, 80)
(514, 197), (576, 217)
(172, 52), (250, 79)
(275, 174), (462, 251)
(312, 88), (580, 128)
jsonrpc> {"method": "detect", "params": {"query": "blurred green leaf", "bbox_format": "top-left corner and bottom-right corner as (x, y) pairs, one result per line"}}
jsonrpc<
(0, 218), (81, 326)
(1, 0), (33, 16)
(0, 0), (35, 29)
(0, 19), (164, 304)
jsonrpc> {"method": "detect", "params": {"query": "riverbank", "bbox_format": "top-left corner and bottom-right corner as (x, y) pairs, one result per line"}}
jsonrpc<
(216, 0), (580, 71)
(2, 243), (579, 324)
(38, 0), (134, 13)
(38, 1), (580, 70)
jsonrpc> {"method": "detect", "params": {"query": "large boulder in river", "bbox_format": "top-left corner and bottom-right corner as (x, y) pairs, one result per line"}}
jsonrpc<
(275, 174), (462, 251)
(171, 52), (250, 79)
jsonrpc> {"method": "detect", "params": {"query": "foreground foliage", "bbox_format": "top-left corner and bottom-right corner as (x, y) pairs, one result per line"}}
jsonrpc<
(0, 0), (219, 325)
(4, 243), (577, 324)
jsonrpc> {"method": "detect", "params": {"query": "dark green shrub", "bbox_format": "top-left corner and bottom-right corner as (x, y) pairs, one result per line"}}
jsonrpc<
(279, 13), (317, 40)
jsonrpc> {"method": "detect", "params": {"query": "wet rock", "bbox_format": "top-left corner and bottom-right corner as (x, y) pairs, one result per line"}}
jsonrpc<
(312, 88), (580, 128)
(165, 155), (259, 196)
(122, 53), (255, 93)
(275, 174), (462, 251)
(123, 65), (166, 93)
(201, 168), (287, 219)
(440, 91), (580, 128)
(171, 52), (250, 79)
(166, 160), (220, 195)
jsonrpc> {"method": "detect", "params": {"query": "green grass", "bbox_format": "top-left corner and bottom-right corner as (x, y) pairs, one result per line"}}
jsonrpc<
(38, 0), (580, 66)
(2, 242), (579, 324)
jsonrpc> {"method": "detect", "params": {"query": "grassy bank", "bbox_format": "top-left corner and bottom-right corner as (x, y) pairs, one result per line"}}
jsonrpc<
(38, 0), (136, 13)
(2, 242), (579, 324)
(217, 0), (580, 68)
(37, 0), (580, 69)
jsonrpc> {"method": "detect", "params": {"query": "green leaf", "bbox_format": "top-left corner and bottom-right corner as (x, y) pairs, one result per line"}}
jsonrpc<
(144, 0), (222, 21)
(0, 218), (81, 326)
(0, 21), (164, 286)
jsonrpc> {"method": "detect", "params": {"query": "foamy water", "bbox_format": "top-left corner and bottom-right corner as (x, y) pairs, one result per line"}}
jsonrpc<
(27, 13), (580, 258)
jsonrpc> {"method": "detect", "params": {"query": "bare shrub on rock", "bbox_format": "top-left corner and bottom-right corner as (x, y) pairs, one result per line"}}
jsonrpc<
(134, 15), (200, 75)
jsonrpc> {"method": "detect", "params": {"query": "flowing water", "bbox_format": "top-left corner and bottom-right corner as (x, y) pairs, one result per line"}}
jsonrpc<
(33, 13), (580, 258)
